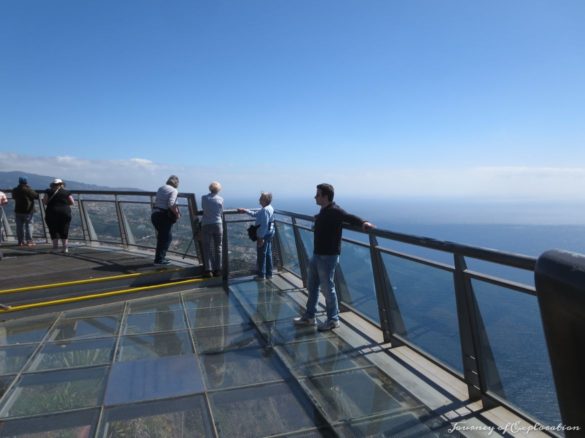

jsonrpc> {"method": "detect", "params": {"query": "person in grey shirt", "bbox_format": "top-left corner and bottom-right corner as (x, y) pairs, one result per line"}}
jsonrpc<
(201, 181), (224, 277)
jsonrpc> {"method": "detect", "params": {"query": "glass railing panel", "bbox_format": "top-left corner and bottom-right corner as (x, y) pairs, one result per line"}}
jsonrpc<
(298, 227), (313, 259)
(119, 202), (157, 248)
(225, 220), (257, 273)
(471, 279), (561, 426)
(276, 223), (300, 276)
(338, 241), (378, 324)
(381, 253), (462, 372)
(169, 213), (196, 257)
(82, 201), (122, 243)
(67, 202), (84, 240)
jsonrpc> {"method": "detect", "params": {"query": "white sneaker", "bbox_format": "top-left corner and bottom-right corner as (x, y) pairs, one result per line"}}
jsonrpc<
(62, 248), (69, 254)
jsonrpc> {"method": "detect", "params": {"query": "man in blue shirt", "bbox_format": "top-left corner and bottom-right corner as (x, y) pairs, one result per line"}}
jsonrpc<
(294, 183), (374, 331)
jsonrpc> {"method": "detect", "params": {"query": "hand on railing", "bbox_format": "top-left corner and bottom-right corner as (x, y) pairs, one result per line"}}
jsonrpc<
(362, 221), (375, 231)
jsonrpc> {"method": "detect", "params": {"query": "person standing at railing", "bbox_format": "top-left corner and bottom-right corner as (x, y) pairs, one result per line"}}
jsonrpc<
(12, 176), (39, 247)
(237, 192), (275, 280)
(0, 191), (8, 248)
(151, 175), (180, 266)
(43, 179), (75, 254)
(201, 181), (224, 277)
(294, 183), (375, 331)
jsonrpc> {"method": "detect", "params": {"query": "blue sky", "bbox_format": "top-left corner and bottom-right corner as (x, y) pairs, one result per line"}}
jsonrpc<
(1, 0), (584, 203)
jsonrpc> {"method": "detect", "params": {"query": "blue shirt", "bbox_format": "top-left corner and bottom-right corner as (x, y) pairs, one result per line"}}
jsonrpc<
(243, 205), (274, 238)
(201, 193), (224, 225)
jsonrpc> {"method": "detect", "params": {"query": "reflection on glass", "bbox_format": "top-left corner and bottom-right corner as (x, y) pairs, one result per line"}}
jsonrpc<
(64, 303), (124, 319)
(117, 331), (193, 361)
(279, 337), (371, 377)
(124, 310), (187, 335)
(338, 242), (377, 323)
(50, 316), (120, 341)
(182, 288), (236, 310)
(0, 408), (99, 437)
(306, 367), (419, 422)
(298, 228), (313, 261)
(0, 367), (108, 418)
(100, 395), (213, 437)
(472, 280), (561, 426)
(186, 305), (246, 329)
(28, 338), (115, 371)
(105, 355), (204, 405)
(0, 375), (14, 399)
(210, 381), (323, 437)
(258, 319), (336, 346)
(381, 253), (462, 372)
(127, 295), (184, 314)
(0, 317), (55, 346)
(337, 408), (460, 437)
(0, 345), (36, 375)
(192, 323), (262, 354)
(201, 347), (286, 390)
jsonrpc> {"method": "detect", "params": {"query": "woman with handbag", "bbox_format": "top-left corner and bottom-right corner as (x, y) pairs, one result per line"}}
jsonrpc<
(151, 175), (180, 266)
(43, 179), (75, 253)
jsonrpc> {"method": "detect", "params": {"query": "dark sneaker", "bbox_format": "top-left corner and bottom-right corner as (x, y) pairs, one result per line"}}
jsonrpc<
(204, 271), (213, 278)
(154, 260), (171, 266)
(318, 319), (340, 331)
(293, 316), (316, 326)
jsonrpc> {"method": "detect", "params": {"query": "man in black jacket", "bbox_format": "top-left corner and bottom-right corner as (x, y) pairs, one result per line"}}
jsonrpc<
(12, 177), (39, 246)
(294, 183), (374, 331)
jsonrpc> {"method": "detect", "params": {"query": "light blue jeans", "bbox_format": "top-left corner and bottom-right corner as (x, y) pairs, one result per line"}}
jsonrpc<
(257, 231), (274, 278)
(304, 254), (340, 322)
(15, 213), (34, 244)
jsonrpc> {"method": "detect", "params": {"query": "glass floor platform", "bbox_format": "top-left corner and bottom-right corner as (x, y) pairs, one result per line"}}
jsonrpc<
(0, 275), (460, 437)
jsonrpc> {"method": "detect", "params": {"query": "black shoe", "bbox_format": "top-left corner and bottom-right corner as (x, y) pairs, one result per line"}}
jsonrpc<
(204, 270), (213, 278)
(213, 270), (221, 277)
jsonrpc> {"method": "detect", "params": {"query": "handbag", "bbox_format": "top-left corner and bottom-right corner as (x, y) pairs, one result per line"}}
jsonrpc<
(247, 224), (260, 241)
(167, 209), (178, 224)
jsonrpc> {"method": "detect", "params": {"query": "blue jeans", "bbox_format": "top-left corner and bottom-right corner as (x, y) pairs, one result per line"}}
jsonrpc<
(304, 254), (340, 321)
(15, 213), (34, 244)
(202, 223), (223, 271)
(256, 231), (274, 278)
(151, 210), (174, 263)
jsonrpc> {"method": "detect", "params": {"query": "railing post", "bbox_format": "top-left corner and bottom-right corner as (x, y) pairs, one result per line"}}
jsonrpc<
(114, 194), (130, 247)
(453, 254), (503, 404)
(369, 234), (405, 344)
(535, 250), (585, 435)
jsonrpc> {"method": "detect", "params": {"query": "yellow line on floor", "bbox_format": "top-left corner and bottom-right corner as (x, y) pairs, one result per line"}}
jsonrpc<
(0, 268), (183, 296)
(1, 277), (206, 312)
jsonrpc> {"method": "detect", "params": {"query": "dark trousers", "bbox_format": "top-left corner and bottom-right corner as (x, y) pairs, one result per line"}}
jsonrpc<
(151, 210), (174, 263)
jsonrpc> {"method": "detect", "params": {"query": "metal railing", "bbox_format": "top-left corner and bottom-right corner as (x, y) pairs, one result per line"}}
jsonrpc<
(1, 190), (578, 431)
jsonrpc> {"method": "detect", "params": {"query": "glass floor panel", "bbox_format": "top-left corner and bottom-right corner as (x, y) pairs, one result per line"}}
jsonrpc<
(0, 278), (461, 436)
(0, 408), (100, 437)
(100, 395), (214, 437)
(117, 331), (193, 361)
(200, 347), (288, 390)
(0, 367), (108, 419)
(127, 294), (185, 314)
(50, 316), (120, 341)
(277, 336), (374, 377)
(0, 345), (37, 375)
(123, 310), (187, 334)
(209, 381), (328, 437)
(105, 355), (204, 405)
(304, 367), (424, 423)
(0, 316), (55, 346)
(27, 337), (115, 372)
(186, 304), (247, 329)
(192, 323), (264, 354)
(182, 288), (240, 310)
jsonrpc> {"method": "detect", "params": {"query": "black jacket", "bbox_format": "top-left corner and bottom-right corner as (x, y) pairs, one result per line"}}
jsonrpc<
(12, 184), (39, 214)
(313, 203), (365, 255)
